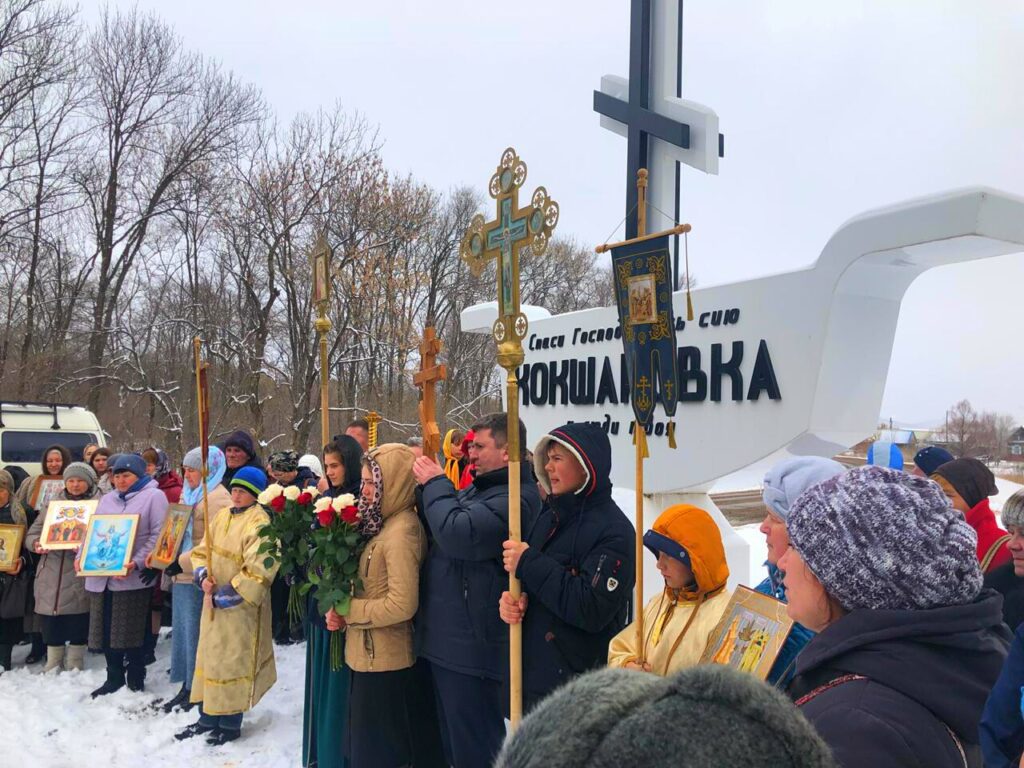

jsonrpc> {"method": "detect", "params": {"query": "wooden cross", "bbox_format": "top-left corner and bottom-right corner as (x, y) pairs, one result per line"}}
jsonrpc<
(413, 326), (447, 460)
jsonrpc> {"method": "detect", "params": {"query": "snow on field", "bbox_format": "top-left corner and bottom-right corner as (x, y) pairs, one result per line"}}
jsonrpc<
(0, 631), (306, 766)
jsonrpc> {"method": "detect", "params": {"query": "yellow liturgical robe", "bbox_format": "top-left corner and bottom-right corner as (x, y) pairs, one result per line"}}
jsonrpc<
(189, 503), (279, 715)
(608, 588), (733, 677)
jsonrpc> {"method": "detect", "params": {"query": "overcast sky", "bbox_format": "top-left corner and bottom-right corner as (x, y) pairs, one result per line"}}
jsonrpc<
(85, 0), (1024, 427)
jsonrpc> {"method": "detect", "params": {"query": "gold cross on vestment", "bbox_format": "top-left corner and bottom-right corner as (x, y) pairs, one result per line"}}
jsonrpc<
(413, 326), (447, 460)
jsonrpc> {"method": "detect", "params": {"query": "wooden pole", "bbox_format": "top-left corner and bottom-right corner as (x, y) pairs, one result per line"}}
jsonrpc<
(505, 368), (524, 727)
(316, 308), (331, 451)
(193, 337), (214, 620)
(634, 169), (647, 664)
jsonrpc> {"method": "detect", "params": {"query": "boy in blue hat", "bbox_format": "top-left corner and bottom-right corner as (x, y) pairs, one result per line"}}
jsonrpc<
(176, 466), (279, 746)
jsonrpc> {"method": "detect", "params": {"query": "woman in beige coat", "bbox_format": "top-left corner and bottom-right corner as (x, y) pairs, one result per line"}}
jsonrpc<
(24, 462), (102, 672)
(329, 443), (427, 767)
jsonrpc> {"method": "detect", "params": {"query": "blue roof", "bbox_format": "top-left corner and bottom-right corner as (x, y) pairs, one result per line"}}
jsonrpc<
(876, 429), (915, 445)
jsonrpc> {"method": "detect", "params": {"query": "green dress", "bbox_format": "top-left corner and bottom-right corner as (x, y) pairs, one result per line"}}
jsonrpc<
(303, 618), (349, 768)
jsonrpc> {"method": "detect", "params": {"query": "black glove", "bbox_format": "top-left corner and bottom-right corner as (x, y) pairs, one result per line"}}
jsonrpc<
(138, 567), (161, 586)
(164, 561), (183, 578)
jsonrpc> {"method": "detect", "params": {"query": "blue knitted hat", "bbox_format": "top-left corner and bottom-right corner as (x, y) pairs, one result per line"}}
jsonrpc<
(787, 465), (981, 611)
(111, 453), (147, 478)
(229, 466), (267, 497)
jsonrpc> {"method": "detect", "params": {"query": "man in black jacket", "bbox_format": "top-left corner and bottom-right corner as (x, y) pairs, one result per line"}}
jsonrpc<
(413, 412), (542, 768)
(499, 421), (635, 713)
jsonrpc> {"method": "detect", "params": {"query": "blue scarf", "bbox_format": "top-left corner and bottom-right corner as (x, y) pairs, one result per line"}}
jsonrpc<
(118, 475), (151, 501)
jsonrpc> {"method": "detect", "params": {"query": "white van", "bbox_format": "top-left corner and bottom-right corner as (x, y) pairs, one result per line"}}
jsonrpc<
(0, 401), (106, 477)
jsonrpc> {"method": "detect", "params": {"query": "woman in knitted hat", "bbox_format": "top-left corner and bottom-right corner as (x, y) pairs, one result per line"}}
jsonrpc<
(756, 456), (845, 687)
(177, 465), (278, 746)
(78, 453), (168, 697)
(984, 489), (1024, 632)
(24, 462), (100, 672)
(980, 489), (1024, 768)
(160, 445), (230, 714)
(608, 505), (731, 676)
(781, 465), (1010, 767)
(932, 457), (1010, 573)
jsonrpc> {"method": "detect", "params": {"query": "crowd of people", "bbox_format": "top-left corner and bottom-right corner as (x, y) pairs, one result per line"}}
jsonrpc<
(2, 420), (1024, 767)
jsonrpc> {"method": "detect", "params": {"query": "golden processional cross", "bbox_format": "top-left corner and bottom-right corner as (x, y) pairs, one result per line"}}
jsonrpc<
(413, 327), (446, 460)
(460, 147), (559, 728)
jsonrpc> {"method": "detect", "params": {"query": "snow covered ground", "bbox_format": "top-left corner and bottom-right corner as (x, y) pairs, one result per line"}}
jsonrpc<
(1, 631), (306, 766)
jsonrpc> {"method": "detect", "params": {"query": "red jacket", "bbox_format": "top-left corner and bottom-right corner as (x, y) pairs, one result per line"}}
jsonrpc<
(967, 498), (1011, 572)
(157, 471), (183, 504)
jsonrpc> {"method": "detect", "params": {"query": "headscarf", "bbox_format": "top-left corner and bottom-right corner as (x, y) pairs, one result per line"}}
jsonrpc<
(154, 448), (172, 479)
(442, 428), (463, 485)
(181, 446), (227, 506)
(932, 458), (999, 510)
(0, 470), (27, 525)
(41, 444), (72, 477)
(357, 454), (384, 539)
(329, 435), (364, 497)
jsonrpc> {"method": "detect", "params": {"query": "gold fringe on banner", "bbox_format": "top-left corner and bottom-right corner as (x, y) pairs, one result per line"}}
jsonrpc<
(667, 420), (677, 449)
(633, 426), (650, 459)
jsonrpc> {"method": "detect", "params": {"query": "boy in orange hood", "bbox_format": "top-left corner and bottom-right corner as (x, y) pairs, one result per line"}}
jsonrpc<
(608, 504), (731, 676)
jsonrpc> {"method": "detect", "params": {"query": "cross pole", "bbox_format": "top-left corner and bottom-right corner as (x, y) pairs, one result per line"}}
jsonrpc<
(413, 326), (447, 460)
(311, 233), (333, 451)
(460, 147), (559, 729)
(366, 411), (381, 450)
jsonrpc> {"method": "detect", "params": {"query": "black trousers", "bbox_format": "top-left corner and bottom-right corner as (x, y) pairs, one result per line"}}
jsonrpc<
(431, 662), (506, 768)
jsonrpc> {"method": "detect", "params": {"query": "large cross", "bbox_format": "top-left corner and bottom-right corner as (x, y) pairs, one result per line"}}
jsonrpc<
(461, 147), (559, 351)
(413, 326), (446, 460)
(594, 0), (722, 248)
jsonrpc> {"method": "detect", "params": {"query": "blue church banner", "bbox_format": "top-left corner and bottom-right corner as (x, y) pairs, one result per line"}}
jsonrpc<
(610, 234), (679, 432)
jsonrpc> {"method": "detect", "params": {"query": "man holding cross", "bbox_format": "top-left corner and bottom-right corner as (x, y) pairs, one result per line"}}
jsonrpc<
(412, 412), (542, 768)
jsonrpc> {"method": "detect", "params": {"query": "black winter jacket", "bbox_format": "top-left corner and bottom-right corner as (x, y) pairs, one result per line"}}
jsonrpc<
(985, 563), (1024, 632)
(515, 423), (634, 712)
(788, 589), (1011, 768)
(418, 464), (541, 679)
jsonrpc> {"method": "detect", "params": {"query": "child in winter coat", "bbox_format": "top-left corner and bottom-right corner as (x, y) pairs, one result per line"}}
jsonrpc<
(176, 466), (278, 746)
(608, 504), (731, 676)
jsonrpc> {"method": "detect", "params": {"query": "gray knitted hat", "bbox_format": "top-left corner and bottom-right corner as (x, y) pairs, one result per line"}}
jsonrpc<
(787, 465), (982, 611)
(494, 666), (835, 768)
(63, 461), (98, 489)
(1002, 489), (1024, 530)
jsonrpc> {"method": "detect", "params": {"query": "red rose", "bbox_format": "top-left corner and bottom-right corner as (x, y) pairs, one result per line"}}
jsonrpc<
(317, 508), (334, 527)
(297, 492), (312, 505)
(270, 495), (286, 512)
(340, 505), (359, 525)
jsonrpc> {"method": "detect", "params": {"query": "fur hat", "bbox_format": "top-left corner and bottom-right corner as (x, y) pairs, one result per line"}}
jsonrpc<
(494, 665), (835, 768)
(787, 465), (982, 611)
(1001, 489), (1024, 530)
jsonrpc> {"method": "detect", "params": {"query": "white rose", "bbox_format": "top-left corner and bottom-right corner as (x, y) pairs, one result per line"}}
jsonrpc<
(314, 497), (333, 513)
(257, 489), (274, 505)
(331, 493), (356, 512)
(307, 486), (320, 500)
(265, 483), (284, 498)
(283, 485), (301, 501)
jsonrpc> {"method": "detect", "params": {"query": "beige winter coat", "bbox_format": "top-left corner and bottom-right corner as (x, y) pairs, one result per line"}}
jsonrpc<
(345, 443), (427, 673)
(175, 483), (231, 585)
(24, 491), (97, 617)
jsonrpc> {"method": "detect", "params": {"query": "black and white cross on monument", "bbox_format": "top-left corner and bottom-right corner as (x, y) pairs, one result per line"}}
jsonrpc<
(594, 0), (723, 269)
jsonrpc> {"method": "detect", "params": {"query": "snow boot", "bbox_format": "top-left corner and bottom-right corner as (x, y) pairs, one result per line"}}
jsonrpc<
(126, 662), (146, 692)
(91, 665), (125, 698)
(175, 722), (215, 741)
(0, 644), (11, 671)
(25, 633), (45, 664)
(206, 728), (241, 746)
(44, 645), (65, 673)
(66, 644), (86, 672)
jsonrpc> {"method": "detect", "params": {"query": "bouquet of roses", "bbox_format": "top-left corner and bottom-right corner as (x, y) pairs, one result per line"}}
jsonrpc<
(256, 483), (319, 623)
(301, 492), (364, 670)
